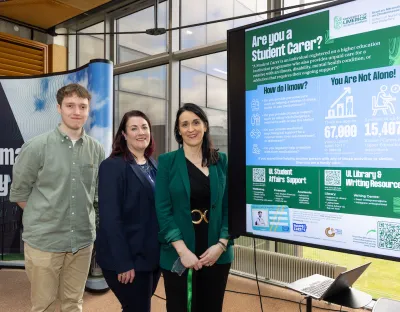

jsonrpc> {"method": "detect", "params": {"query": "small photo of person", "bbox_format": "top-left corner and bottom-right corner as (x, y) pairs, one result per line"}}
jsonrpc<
(253, 209), (267, 227)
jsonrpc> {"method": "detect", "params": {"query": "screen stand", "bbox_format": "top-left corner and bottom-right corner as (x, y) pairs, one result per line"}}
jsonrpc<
(306, 296), (312, 312)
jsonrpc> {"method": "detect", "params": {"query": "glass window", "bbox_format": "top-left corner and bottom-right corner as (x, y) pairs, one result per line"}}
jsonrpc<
(207, 76), (227, 110)
(207, 0), (234, 23)
(78, 22), (104, 66)
(119, 66), (167, 98)
(117, 92), (166, 126)
(180, 52), (227, 152)
(204, 108), (228, 154)
(181, 0), (266, 48)
(181, 52), (227, 109)
(183, 56), (207, 73)
(234, 1), (259, 28)
(207, 0), (234, 44)
(256, 0), (268, 11)
(283, 0), (300, 14)
(284, 0), (319, 15)
(118, 46), (148, 63)
(206, 20), (234, 43)
(181, 0), (206, 49)
(303, 0), (322, 11)
(207, 52), (227, 78)
(257, 0), (269, 20)
(115, 65), (168, 158)
(237, 0), (257, 12)
(181, 26), (207, 50)
(116, 2), (168, 64)
(0, 20), (31, 39)
(180, 66), (206, 107)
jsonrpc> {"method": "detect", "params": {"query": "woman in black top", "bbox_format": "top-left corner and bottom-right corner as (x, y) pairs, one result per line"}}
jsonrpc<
(158, 103), (231, 312)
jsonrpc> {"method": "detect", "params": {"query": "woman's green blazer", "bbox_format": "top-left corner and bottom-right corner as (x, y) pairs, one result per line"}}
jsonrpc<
(155, 148), (234, 270)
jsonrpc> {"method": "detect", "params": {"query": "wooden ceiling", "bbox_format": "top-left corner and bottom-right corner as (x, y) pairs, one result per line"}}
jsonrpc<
(0, 0), (112, 29)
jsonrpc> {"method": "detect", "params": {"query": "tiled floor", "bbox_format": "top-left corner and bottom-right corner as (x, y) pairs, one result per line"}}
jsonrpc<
(0, 269), (369, 312)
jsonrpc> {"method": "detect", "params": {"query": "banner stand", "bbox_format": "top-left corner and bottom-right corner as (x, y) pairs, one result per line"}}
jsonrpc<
(0, 198), (25, 270)
(0, 59), (113, 292)
(1, 197), (4, 262)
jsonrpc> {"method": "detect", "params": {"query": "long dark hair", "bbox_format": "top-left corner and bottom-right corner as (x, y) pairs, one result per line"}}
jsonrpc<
(174, 103), (219, 166)
(111, 110), (155, 160)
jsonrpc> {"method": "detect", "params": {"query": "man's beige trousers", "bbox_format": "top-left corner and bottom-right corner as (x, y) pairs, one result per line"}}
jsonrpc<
(24, 243), (93, 312)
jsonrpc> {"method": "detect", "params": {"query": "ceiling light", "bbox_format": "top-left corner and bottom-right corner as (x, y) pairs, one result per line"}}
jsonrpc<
(213, 68), (227, 75)
(186, 30), (193, 35)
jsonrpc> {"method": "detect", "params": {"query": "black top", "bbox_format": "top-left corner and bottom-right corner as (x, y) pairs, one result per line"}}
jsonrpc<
(138, 160), (157, 191)
(186, 158), (211, 257)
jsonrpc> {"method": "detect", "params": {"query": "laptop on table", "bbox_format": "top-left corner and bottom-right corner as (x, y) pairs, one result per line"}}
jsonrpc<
(286, 262), (371, 300)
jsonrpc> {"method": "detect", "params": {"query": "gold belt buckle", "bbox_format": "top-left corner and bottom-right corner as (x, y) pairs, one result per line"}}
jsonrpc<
(191, 209), (209, 224)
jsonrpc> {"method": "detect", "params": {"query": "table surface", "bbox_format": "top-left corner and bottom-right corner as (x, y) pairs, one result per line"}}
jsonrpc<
(372, 298), (400, 312)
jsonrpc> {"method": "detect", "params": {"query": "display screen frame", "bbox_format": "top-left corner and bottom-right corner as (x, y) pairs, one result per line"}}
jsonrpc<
(227, 0), (400, 262)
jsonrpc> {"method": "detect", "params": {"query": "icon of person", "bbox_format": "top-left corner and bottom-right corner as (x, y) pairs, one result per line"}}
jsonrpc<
(377, 85), (396, 114)
(255, 211), (266, 226)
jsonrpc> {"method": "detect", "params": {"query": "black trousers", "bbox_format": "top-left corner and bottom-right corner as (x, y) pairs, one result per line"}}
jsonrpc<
(162, 263), (231, 312)
(102, 268), (160, 312)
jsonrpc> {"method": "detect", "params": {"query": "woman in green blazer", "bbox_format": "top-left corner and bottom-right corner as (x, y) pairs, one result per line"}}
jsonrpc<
(155, 103), (233, 312)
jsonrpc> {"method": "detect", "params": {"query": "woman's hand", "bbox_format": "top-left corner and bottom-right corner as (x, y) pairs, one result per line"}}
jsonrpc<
(118, 269), (135, 284)
(199, 244), (224, 267)
(173, 240), (202, 270)
(180, 249), (202, 270)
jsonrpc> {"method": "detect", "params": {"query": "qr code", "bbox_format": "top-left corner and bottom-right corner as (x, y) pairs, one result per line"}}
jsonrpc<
(378, 222), (400, 250)
(324, 170), (341, 186)
(393, 197), (400, 214)
(253, 168), (265, 182)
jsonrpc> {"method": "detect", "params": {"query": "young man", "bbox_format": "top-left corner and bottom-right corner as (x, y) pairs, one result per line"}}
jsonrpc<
(10, 83), (105, 312)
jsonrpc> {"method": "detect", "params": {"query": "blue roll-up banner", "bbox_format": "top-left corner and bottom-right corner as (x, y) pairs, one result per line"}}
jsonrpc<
(0, 60), (113, 266)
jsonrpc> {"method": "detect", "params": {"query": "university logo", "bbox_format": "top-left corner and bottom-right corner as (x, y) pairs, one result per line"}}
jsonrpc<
(325, 227), (336, 237)
(334, 16), (343, 30)
(334, 13), (367, 30)
(325, 227), (343, 237)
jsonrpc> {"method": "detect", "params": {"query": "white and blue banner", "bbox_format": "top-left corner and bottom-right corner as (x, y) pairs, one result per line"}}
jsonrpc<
(0, 59), (113, 259)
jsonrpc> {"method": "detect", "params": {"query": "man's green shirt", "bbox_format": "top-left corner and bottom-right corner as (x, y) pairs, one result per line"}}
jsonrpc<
(10, 126), (105, 253)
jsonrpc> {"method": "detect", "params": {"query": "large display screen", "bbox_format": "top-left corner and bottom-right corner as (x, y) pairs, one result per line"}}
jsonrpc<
(228, 0), (400, 260)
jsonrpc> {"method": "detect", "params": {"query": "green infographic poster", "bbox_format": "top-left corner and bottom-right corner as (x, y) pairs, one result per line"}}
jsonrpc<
(245, 0), (400, 258)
